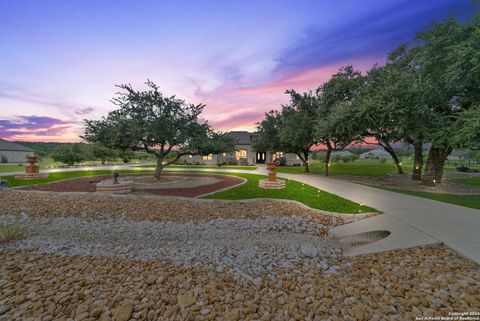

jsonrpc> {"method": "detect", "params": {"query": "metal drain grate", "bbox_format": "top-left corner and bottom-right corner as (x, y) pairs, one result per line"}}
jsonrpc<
(339, 230), (391, 246)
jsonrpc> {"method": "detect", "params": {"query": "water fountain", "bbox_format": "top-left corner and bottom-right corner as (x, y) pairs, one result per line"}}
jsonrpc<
(15, 155), (49, 180)
(259, 161), (285, 189)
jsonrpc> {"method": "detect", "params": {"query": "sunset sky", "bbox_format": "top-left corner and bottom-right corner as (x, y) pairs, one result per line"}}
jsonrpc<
(0, 0), (474, 142)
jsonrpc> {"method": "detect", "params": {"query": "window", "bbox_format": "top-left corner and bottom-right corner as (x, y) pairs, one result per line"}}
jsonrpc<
(222, 153), (227, 157)
(188, 155), (193, 158)
(296, 155), (300, 160)
(274, 152), (284, 160)
(235, 149), (247, 160)
(202, 154), (213, 161)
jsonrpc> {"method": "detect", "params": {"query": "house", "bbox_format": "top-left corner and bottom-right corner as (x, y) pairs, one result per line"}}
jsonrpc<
(0, 138), (34, 163)
(447, 150), (469, 161)
(359, 149), (392, 159)
(180, 131), (303, 166)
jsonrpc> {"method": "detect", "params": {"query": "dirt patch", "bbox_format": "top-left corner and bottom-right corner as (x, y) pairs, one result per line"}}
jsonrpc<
(335, 172), (480, 195)
(17, 173), (244, 198)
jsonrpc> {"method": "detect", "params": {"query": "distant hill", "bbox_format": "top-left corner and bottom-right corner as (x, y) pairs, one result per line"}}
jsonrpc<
(13, 142), (76, 154)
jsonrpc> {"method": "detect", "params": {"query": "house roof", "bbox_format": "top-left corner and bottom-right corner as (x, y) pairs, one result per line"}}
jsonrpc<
(228, 131), (256, 145)
(0, 138), (34, 152)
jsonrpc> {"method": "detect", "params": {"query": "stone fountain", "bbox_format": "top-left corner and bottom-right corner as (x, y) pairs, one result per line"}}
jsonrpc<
(15, 155), (49, 180)
(259, 161), (285, 189)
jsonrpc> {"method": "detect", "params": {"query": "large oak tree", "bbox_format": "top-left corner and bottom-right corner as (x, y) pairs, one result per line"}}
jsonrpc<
(83, 80), (234, 178)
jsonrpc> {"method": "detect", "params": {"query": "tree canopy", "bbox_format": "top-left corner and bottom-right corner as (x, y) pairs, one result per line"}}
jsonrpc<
(83, 80), (235, 178)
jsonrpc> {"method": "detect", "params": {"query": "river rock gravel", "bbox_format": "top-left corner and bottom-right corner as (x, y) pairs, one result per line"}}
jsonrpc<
(0, 191), (479, 320)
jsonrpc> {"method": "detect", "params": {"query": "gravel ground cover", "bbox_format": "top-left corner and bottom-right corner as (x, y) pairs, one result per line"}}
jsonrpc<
(0, 190), (347, 224)
(0, 192), (479, 320)
(0, 245), (479, 321)
(0, 214), (342, 285)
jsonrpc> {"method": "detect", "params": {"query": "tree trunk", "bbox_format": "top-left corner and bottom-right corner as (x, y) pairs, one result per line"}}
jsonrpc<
(324, 148), (332, 176)
(411, 141), (423, 181)
(154, 155), (164, 179)
(422, 147), (451, 185)
(381, 142), (404, 174)
(303, 150), (310, 173)
(101, 158), (106, 165)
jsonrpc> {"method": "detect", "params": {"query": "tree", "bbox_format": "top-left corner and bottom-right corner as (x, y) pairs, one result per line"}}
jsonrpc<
(254, 91), (319, 173)
(90, 144), (117, 165)
(278, 90), (319, 172)
(452, 105), (480, 151)
(83, 80), (234, 178)
(51, 144), (86, 166)
(118, 149), (135, 164)
(315, 66), (364, 176)
(413, 15), (480, 185)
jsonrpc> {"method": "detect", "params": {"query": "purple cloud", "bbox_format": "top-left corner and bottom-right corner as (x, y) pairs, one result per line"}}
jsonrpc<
(0, 115), (76, 139)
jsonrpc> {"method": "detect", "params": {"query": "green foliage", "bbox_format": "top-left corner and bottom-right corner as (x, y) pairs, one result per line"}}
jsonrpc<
(83, 80), (234, 177)
(51, 144), (86, 166)
(452, 105), (480, 150)
(0, 220), (25, 243)
(90, 144), (118, 165)
(254, 91), (320, 171)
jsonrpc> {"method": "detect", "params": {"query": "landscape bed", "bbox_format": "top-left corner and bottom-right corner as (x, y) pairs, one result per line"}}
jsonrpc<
(18, 173), (245, 198)
(5, 170), (375, 214)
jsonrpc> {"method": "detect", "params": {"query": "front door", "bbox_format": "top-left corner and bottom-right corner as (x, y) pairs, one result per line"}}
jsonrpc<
(256, 152), (266, 164)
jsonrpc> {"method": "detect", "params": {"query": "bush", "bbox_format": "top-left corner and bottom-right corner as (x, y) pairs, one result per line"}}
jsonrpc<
(277, 156), (287, 166)
(0, 155), (7, 163)
(0, 220), (25, 243)
(379, 158), (387, 164)
(224, 157), (238, 166)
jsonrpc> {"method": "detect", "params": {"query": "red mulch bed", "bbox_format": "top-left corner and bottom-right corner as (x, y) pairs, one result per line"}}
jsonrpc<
(19, 173), (244, 198)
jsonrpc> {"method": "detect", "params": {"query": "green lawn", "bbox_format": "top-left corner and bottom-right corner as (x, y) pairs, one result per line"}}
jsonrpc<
(276, 159), (410, 176)
(0, 164), (26, 173)
(375, 186), (480, 210)
(2, 169), (375, 214)
(448, 177), (480, 186)
(133, 164), (257, 170)
(202, 173), (377, 214)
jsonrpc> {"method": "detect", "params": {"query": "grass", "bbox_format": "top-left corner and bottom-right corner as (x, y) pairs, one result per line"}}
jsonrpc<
(374, 186), (480, 211)
(0, 220), (25, 243)
(133, 164), (257, 170)
(274, 158), (468, 177)
(2, 168), (374, 214)
(448, 177), (480, 186)
(202, 173), (377, 214)
(276, 159), (409, 176)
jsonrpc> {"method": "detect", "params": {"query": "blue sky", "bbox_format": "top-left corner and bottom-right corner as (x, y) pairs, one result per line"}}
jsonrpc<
(0, 0), (475, 141)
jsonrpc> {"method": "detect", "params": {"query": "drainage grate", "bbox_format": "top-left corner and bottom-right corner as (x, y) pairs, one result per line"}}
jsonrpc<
(339, 230), (391, 246)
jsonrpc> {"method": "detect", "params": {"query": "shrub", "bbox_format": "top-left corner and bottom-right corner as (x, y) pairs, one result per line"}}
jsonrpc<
(0, 220), (25, 243)
(0, 155), (7, 163)
(379, 158), (387, 164)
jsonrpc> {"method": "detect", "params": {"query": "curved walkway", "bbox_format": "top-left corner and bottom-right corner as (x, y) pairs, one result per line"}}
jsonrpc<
(3, 164), (480, 264)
